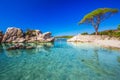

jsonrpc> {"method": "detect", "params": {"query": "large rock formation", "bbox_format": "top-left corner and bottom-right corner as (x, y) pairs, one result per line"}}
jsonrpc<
(25, 30), (54, 42)
(0, 31), (3, 42)
(2, 27), (25, 43)
(37, 32), (54, 42)
(2, 27), (54, 43)
(25, 30), (42, 42)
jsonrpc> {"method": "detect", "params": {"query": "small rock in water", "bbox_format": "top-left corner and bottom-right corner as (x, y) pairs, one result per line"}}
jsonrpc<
(26, 46), (35, 49)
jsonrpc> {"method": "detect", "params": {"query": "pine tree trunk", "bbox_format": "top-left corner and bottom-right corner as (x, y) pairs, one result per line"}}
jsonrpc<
(95, 28), (98, 35)
(94, 25), (99, 35)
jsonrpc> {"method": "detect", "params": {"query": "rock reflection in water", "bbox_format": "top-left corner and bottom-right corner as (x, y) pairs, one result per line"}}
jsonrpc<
(1, 42), (54, 57)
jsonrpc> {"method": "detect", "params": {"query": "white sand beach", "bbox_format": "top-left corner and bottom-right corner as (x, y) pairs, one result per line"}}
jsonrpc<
(67, 35), (120, 49)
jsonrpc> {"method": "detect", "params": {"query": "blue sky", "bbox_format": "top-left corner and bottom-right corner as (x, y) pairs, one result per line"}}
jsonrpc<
(0, 0), (120, 36)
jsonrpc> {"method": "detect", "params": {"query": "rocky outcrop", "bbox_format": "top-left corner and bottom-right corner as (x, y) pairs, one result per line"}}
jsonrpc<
(25, 30), (54, 42)
(0, 31), (3, 42)
(36, 32), (54, 42)
(2, 27), (25, 43)
(2, 27), (54, 43)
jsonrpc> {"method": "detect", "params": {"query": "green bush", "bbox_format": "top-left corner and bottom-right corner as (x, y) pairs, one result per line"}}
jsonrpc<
(26, 29), (36, 36)
(91, 32), (95, 35)
(81, 32), (88, 35)
(91, 29), (120, 38)
(112, 32), (120, 37)
(55, 36), (73, 39)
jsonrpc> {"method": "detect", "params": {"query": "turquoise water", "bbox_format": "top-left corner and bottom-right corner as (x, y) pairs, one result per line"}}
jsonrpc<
(0, 39), (120, 80)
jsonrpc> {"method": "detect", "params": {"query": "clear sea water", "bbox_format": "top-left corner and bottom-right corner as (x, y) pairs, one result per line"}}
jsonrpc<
(0, 38), (120, 80)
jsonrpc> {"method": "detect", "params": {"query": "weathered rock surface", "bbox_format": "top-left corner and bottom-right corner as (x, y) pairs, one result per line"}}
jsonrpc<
(25, 30), (54, 42)
(2, 27), (54, 43)
(2, 27), (24, 43)
(0, 31), (3, 42)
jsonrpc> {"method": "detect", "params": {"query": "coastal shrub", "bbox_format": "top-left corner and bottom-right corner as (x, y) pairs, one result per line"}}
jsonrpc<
(26, 29), (36, 36)
(55, 36), (73, 38)
(91, 29), (120, 38)
(112, 32), (120, 37)
(99, 31), (108, 35)
(91, 32), (95, 35)
(107, 30), (114, 37)
(81, 32), (88, 35)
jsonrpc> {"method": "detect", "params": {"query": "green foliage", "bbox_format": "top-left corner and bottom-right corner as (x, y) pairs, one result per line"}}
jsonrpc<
(79, 8), (119, 24)
(26, 29), (36, 36)
(112, 32), (120, 37)
(99, 30), (113, 35)
(78, 8), (119, 35)
(91, 30), (120, 38)
(91, 32), (95, 35)
(55, 36), (73, 39)
(117, 24), (120, 30)
(81, 32), (88, 35)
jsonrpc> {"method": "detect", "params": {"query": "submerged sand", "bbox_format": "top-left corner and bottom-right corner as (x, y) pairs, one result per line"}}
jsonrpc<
(93, 40), (120, 49)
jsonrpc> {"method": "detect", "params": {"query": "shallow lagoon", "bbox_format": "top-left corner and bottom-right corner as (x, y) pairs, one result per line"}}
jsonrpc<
(0, 39), (120, 80)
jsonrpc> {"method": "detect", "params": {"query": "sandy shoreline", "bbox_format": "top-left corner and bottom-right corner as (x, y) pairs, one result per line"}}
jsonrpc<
(67, 35), (120, 49)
